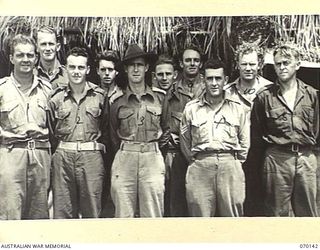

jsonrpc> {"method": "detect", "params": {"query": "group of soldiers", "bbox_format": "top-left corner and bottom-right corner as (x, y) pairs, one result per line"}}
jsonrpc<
(0, 25), (319, 219)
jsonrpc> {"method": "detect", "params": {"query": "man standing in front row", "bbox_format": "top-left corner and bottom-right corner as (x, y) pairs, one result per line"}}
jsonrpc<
(109, 44), (166, 217)
(0, 34), (52, 219)
(162, 45), (205, 216)
(251, 44), (319, 216)
(48, 47), (108, 219)
(180, 59), (249, 217)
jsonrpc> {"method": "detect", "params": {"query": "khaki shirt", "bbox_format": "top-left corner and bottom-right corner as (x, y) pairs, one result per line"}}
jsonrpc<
(162, 74), (205, 149)
(47, 82), (108, 147)
(0, 74), (52, 144)
(224, 76), (273, 112)
(251, 79), (319, 147)
(180, 93), (249, 163)
(35, 61), (68, 89)
(109, 85), (165, 151)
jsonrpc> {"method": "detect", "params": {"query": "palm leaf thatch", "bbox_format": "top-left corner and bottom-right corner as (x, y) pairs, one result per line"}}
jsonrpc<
(0, 15), (319, 66)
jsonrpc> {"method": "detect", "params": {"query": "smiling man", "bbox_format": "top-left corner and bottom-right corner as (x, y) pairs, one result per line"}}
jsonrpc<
(35, 25), (68, 89)
(0, 34), (52, 219)
(153, 54), (177, 91)
(251, 44), (319, 216)
(180, 58), (249, 217)
(48, 47), (108, 219)
(161, 45), (206, 217)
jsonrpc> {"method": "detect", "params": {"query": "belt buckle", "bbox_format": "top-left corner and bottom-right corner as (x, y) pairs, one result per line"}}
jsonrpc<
(27, 140), (35, 150)
(77, 142), (81, 151)
(291, 144), (299, 153)
(140, 144), (145, 153)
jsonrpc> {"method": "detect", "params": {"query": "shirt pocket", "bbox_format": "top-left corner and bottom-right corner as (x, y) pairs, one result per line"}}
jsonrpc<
(266, 107), (290, 133)
(214, 115), (239, 142)
(170, 111), (183, 132)
(146, 105), (162, 131)
(190, 119), (209, 147)
(0, 100), (25, 129)
(86, 106), (102, 133)
(118, 107), (136, 137)
(223, 118), (239, 138)
(55, 108), (72, 135)
(299, 105), (315, 134)
(35, 99), (48, 128)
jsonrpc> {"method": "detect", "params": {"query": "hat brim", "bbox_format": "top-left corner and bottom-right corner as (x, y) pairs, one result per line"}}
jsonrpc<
(123, 52), (157, 64)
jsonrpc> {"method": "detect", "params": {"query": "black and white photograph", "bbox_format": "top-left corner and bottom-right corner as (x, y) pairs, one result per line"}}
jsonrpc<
(0, 1), (319, 245)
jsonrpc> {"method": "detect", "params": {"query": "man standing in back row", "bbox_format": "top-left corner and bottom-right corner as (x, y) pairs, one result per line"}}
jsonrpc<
(251, 44), (319, 216)
(34, 25), (68, 89)
(162, 45), (206, 216)
(225, 43), (272, 216)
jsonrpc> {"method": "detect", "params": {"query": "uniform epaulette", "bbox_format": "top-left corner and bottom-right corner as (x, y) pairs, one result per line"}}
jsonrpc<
(256, 83), (274, 96)
(49, 85), (66, 98)
(109, 88), (124, 104)
(223, 82), (236, 91)
(185, 98), (199, 107)
(0, 76), (9, 86)
(152, 86), (166, 95)
(92, 85), (105, 95)
(37, 77), (52, 90)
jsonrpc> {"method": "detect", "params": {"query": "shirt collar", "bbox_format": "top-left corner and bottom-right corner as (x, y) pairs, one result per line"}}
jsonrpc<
(274, 78), (306, 96)
(64, 81), (93, 98)
(125, 84), (156, 102)
(37, 60), (63, 76)
(10, 73), (41, 90)
(199, 91), (239, 107)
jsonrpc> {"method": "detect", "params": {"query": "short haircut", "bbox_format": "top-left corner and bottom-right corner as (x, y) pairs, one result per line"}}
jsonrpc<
(203, 58), (227, 76)
(154, 54), (176, 69)
(273, 43), (300, 61)
(67, 47), (88, 59)
(235, 42), (264, 65)
(180, 44), (204, 61)
(96, 50), (119, 68)
(10, 34), (36, 55)
(34, 25), (58, 41)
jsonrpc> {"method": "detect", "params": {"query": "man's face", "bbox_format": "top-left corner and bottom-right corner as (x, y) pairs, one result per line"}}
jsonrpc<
(238, 51), (259, 81)
(154, 63), (176, 90)
(125, 57), (148, 84)
(274, 52), (300, 83)
(66, 55), (89, 85)
(10, 43), (37, 75)
(97, 59), (118, 87)
(205, 67), (228, 99)
(37, 32), (60, 62)
(180, 49), (202, 77)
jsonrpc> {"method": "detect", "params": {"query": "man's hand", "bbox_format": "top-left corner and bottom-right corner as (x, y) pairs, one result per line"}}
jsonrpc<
(170, 133), (180, 146)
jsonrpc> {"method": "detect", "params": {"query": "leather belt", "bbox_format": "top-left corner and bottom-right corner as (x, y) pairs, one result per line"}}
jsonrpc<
(269, 144), (313, 153)
(57, 141), (106, 152)
(0, 140), (51, 149)
(120, 141), (159, 153)
(194, 150), (237, 160)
